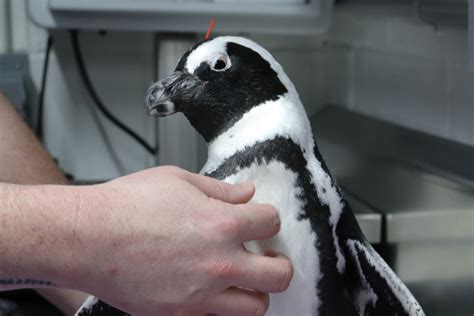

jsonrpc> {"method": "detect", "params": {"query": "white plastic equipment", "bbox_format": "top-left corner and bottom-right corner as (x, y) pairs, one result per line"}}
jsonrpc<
(28, 0), (333, 35)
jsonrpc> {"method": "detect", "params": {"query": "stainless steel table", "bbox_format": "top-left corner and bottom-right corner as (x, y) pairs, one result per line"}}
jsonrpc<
(311, 106), (474, 316)
(347, 194), (382, 244)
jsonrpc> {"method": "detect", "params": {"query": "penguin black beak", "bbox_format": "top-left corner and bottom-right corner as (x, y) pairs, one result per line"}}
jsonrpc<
(145, 71), (202, 117)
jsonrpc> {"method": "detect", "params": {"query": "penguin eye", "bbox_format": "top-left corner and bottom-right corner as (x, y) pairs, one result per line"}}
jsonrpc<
(211, 55), (231, 72)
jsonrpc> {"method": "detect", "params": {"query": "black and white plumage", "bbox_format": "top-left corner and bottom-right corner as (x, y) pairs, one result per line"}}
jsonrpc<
(76, 36), (424, 316)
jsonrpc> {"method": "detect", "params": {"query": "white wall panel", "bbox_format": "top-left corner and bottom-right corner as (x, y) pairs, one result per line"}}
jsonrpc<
(9, 0), (28, 52)
(326, 6), (473, 147)
(42, 31), (156, 180)
(0, 0), (10, 53)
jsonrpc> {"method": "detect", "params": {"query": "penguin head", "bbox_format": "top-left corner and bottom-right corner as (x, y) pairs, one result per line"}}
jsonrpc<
(146, 36), (294, 142)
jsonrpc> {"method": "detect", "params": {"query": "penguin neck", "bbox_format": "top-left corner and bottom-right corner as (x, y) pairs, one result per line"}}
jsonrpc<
(202, 94), (315, 173)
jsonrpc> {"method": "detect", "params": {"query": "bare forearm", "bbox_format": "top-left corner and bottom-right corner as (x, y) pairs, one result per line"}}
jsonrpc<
(0, 183), (83, 291)
(0, 92), (87, 312)
(0, 92), (67, 185)
(0, 95), (75, 290)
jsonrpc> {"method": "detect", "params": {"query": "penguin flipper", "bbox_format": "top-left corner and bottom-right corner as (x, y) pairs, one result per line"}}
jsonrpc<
(75, 296), (129, 316)
(343, 239), (424, 316)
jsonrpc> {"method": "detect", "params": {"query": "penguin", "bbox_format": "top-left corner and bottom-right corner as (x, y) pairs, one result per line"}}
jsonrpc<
(76, 36), (424, 316)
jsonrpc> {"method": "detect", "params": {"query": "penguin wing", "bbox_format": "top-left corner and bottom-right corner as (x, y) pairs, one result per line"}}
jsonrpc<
(341, 235), (425, 316)
(75, 297), (129, 316)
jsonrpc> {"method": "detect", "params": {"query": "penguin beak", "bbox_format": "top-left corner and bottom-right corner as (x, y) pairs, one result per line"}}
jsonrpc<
(145, 71), (203, 117)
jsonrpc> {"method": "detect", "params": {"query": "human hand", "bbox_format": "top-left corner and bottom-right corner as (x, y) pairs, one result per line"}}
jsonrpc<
(67, 166), (293, 316)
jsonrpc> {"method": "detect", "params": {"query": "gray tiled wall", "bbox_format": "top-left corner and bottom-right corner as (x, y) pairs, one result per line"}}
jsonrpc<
(323, 6), (473, 146)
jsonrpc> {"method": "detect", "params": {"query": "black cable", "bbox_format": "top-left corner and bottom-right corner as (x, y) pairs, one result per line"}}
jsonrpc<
(36, 35), (53, 139)
(70, 30), (157, 155)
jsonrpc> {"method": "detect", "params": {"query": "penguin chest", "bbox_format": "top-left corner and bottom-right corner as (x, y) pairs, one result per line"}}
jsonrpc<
(221, 160), (320, 316)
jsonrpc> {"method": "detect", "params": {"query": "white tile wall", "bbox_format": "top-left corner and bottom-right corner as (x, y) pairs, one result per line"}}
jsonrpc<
(352, 49), (449, 139)
(325, 6), (473, 147)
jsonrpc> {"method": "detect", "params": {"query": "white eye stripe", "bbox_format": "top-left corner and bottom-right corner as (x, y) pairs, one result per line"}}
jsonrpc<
(211, 54), (231, 72)
(185, 38), (227, 73)
(184, 36), (296, 97)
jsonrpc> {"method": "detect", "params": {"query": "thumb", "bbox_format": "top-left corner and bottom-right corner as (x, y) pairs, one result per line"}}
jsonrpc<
(187, 173), (255, 204)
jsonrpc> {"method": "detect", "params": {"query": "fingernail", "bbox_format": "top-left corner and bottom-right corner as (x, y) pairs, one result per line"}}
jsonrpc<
(263, 250), (278, 257)
(232, 181), (255, 201)
(263, 251), (289, 260)
(236, 181), (255, 193)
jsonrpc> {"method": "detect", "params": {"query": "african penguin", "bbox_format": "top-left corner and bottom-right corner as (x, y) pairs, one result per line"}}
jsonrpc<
(76, 36), (424, 316)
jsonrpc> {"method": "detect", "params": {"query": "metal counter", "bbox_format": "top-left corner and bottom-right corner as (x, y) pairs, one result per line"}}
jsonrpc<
(348, 194), (382, 244)
(310, 106), (474, 316)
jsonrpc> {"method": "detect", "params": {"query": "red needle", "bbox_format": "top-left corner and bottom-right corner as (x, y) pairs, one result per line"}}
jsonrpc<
(205, 18), (216, 40)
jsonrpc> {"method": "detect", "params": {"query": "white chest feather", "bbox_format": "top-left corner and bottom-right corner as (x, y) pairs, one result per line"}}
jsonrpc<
(223, 161), (319, 316)
(200, 93), (348, 316)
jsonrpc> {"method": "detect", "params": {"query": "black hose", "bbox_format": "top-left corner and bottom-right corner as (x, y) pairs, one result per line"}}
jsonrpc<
(70, 30), (157, 155)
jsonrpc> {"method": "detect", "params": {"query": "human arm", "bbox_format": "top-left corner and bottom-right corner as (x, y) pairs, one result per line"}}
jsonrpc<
(0, 167), (292, 315)
(0, 91), (88, 314)
(0, 91), (293, 315)
(0, 92), (69, 185)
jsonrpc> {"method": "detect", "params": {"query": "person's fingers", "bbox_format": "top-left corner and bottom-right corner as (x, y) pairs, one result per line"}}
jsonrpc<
(207, 287), (269, 316)
(187, 173), (255, 204)
(231, 203), (281, 242)
(236, 252), (293, 293)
